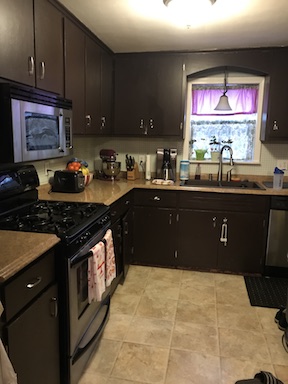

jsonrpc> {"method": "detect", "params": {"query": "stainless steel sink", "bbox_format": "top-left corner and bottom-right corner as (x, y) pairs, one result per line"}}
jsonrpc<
(181, 179), (265, 190)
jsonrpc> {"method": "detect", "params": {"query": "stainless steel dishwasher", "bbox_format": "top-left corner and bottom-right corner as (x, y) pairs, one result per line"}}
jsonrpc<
(265, 196), (288, 277)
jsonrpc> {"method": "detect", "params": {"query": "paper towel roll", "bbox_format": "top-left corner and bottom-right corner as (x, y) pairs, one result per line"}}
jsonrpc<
(145, 154), (151, 180)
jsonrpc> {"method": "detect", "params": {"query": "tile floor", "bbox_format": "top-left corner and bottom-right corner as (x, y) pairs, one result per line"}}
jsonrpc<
(79, 266), (288, 384)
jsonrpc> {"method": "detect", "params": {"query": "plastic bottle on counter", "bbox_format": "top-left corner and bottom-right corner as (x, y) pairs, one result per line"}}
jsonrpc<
(145, 154), (151, 180)
(195, 163), (201, 180)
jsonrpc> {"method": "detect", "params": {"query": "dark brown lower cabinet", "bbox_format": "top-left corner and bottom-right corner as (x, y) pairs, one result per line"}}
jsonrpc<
(133, 206), (178, 267)
(6, 283), (60, 384)
(178, 208), (267, 274)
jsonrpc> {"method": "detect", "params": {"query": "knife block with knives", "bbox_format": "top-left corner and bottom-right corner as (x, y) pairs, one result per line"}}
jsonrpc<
(126, 154), (139, 180)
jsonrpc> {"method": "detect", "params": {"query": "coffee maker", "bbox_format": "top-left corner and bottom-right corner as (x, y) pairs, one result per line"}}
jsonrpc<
(99, 149), (121, 180)
(156, 148), (177, 181)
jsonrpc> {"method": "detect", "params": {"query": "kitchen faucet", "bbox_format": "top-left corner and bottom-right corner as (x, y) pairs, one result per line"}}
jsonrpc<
(217, 145), (234, 181)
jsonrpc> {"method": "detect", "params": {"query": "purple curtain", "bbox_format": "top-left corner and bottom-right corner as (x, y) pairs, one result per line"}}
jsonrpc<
(192, 88), (258, 115)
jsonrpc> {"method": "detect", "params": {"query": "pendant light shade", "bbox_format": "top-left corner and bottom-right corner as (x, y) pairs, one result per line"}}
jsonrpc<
(163, 0), (216, 6)
(214, 71), (232, 111)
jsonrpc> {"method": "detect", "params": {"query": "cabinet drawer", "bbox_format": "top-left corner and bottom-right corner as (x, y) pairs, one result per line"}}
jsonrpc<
(110, 192), (133, 223)
(179, 191), (269, 213)
(3, 250), (55, 321)
(134, 189), (177, 208)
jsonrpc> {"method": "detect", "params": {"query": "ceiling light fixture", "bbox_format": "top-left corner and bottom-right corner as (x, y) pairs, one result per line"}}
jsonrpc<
(214, 71), (232, 111)
(163, 0), (217, 7)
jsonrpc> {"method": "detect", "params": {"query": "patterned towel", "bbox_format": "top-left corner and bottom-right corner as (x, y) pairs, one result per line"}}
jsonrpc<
(88, 241), (106, 303)
(103, 229), (116, 287)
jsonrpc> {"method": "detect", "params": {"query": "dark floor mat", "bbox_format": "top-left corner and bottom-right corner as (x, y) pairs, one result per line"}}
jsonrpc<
(244, 276), (288, 308)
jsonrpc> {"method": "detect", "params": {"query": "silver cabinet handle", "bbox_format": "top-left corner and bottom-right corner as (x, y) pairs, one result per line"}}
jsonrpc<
(169, 213), (172, 225)
(220, 218), (228, 246)
(86, 115), (91, 127)
(39, 61), (45, 80)
(152, 196), (160, 201)
(140, 119), (144, 129)
(26, 276), (42, 289)
(212, 216), (217, 228)
(272, 120), (279, 131)
(101, 116), (106, 129)
(50, 297), (58, 318)
(149, 119), (154, 129)
(28, 56), (34, 76)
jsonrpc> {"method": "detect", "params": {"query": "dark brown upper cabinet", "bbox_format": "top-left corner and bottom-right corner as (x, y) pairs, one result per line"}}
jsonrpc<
(114, 53), (185, 137)
(0, 0), (64, 95)
(64, 19), (113, 135)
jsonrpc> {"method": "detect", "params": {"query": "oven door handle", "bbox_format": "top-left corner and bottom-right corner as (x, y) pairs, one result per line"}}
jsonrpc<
(71, 296), (110, 365)
(70, 250), (94, 267)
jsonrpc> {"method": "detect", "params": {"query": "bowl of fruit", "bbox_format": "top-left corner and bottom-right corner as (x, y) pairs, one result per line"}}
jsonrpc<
(66, 158), (93, 186)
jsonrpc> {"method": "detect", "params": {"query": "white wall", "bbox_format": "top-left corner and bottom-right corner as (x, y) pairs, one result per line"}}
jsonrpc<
(33, 136), (288, 185)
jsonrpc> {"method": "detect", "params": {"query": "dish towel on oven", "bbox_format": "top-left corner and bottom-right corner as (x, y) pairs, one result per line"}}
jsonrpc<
(88, 241), (106, 303)
(103, 229), (116, 287)
(0, 302), (18, 384)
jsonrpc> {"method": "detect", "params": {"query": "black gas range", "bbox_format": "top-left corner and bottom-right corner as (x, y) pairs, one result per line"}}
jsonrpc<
(0, 164), (110, 254)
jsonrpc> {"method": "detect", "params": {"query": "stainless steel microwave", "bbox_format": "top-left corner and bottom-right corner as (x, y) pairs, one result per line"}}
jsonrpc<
(0, 83), (73, 163)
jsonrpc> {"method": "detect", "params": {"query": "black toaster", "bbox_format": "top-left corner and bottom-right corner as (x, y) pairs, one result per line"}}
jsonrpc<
(51, 170), (85, 193)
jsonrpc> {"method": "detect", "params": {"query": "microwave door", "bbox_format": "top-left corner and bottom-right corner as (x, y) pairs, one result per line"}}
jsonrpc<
(20, 100), (64, 162)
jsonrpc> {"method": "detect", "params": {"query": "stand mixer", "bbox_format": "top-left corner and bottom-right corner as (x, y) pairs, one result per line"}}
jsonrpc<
(99, 149), (121, 181)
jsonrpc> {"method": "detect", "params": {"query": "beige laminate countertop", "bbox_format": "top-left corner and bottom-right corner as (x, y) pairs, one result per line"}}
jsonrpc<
(0, 231), (59, 283)
(37, 177), (288, 205)
(1, 177), (287, 283)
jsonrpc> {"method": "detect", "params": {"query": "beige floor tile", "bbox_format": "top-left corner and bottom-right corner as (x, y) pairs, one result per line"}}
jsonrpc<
(79, 372), (108, 384)
(265, 333), (288, 365)
(217, 304), (262, 332)
(215, 273), (246, 288)
(179, 281), (216, 304)
(124, 265), (152, 283)
(124, 317), (173, 347)
(83, 339), (122, 377)
(216, 281), (251, 307)
(165, 349), (221, 384)
(148, 267), (183, 283)
(181, 270), (215, 286)
(111, 342), (169, 383)
(144, 279), (180, 300)
(136, 296), (178, 321)
(220, 356), (275, 384)
(110, 293), (140, 315)
(107, 379), (147, 384)
(103, 313), (133, 341)
(115, 279), (146, 296)
(171, 321), (219, 355)
(256, 307), (282, 335)
(274, 364), (288, 383)
(176, 300), (217, 326)
(219, 328), (271, 363)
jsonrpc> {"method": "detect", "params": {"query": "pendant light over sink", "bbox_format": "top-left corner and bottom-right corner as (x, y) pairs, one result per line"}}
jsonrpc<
(214, 71), (232, 111)
(163, 0), (217, 7)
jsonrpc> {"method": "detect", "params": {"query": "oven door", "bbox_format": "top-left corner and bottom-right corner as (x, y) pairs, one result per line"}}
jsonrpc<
(68, 223), (111, 357)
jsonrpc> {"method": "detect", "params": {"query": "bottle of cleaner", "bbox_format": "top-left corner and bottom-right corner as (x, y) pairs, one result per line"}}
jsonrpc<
(195, 163), (201, 180)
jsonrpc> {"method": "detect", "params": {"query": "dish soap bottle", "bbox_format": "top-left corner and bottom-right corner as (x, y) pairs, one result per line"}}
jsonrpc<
(195, 163), (201, 180)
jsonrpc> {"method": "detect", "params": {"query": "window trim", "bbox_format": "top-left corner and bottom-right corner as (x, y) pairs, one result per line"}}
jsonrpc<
(183, 75), (265, 164)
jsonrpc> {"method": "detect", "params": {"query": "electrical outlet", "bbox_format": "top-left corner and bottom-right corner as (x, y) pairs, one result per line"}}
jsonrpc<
(276, 159), (288, 170)
(139, 155), (145, 165)
(44, 161), (50, 176)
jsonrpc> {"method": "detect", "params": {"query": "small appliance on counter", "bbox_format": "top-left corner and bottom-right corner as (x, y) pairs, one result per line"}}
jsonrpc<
(156, 148), (177, 181)
(98, 149), (121, 181)
(51, 170), (85, 193)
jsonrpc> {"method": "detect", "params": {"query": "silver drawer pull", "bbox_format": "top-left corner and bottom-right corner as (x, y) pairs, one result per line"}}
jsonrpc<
(152, 196), (160, 201)
(26, 276), (42, 289)
(50, 297), (58, 318)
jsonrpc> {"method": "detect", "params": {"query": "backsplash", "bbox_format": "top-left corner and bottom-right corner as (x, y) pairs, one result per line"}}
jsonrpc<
(31, 136), (288, 185)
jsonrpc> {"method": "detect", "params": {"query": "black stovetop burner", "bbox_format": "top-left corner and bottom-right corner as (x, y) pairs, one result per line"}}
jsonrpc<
(0, 200), (109, 239)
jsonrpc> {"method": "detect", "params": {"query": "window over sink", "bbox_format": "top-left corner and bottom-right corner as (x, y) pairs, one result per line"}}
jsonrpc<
(183, 74), (265, 164)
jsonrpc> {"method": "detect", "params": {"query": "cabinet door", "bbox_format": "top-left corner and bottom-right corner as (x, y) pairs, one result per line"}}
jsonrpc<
(34, 0), (64, 95)
(7, 284), (60, 384)
(85, 36), (102, 134)
(133, 206), (177, 267)
(100, 50), (113, 135)
(123, 208), (134, 278)
(178, 209), (218, 269)
(0, 0), (34, 86)
(64, 18), (86, 134)
(114, 54), (184, 136)
(217, 212), (266, 274)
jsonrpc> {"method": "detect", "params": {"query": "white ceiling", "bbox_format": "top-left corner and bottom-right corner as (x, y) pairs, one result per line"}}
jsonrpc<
(58, 0), (288, 53)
